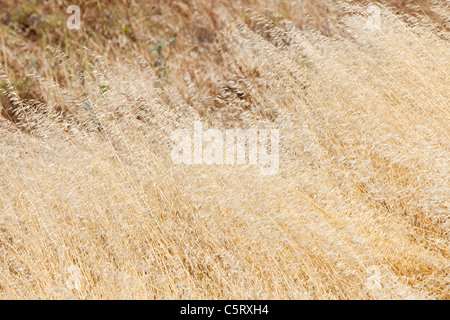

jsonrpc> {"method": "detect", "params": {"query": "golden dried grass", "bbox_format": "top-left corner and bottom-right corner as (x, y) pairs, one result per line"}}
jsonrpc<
(0, 0), (448, 299)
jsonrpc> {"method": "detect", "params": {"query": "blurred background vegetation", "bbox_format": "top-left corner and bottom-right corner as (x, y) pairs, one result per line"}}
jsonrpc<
(0, 0), (447, 119)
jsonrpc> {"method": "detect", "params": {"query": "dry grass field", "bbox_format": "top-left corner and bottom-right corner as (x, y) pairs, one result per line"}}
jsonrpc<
(0, 0), (449, 299)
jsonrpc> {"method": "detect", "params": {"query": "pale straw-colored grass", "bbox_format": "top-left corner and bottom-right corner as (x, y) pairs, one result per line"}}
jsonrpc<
(0, 1), (448, 299)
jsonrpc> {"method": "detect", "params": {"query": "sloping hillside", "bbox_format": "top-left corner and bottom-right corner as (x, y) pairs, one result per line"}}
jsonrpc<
(0, 0), (449, 299)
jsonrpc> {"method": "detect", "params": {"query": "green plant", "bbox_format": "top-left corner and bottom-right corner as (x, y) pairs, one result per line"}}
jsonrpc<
(148, 32), (177, 80)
